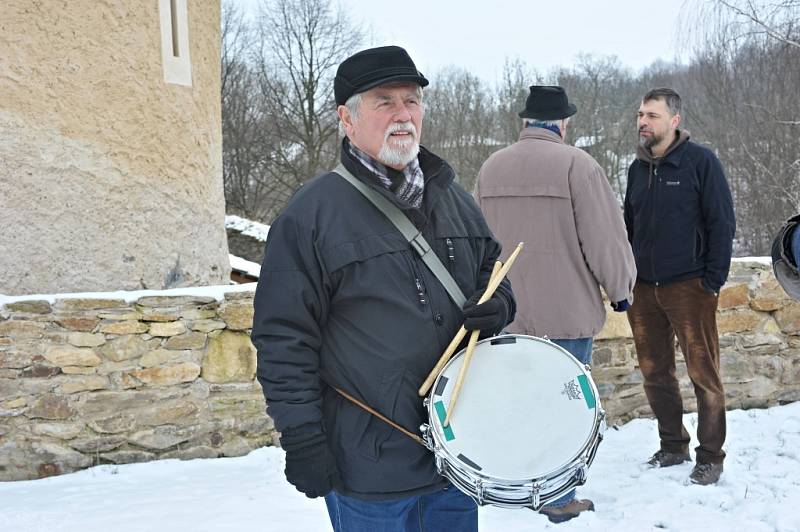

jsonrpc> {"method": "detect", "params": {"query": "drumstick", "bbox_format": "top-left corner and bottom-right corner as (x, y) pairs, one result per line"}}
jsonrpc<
(445, 254), (520, 425)
(442, 260), (503, 424)
(443, 328), (480, 426)
(418, 242), (523, 397)
(418, 260), (502, 397)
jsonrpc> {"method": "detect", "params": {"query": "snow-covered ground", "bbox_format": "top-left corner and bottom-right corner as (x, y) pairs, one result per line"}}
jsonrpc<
(1, 404), (798, 532)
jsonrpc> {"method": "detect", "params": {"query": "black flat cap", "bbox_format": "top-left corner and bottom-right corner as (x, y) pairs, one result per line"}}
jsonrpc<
(334, 45), (429, 106)
(518, 85), (578, 120)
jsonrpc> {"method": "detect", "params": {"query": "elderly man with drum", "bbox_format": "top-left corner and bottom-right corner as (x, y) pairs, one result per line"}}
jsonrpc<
(251, 45), (515, 531)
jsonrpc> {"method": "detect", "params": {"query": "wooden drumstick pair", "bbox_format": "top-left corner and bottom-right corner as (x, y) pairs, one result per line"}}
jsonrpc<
(417, 243), (524, 426)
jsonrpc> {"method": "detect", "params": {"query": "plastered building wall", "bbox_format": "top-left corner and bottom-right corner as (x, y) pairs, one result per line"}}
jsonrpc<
(0, 1), (230, 295)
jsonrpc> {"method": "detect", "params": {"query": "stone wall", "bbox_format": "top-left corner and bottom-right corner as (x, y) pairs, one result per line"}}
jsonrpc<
(0, 1), (230, 295)
(1, 261), (799, 481)
(0, 289), (270, 481)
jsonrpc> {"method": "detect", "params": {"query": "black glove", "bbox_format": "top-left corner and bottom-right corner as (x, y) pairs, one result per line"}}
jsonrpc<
(462, 291), (508, 335)
(279, 423), (339, 499)
(610, 299), (630, 312)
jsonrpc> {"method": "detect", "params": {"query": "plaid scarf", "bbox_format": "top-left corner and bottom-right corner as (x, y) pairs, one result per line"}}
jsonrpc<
(347, 141), (425, 209)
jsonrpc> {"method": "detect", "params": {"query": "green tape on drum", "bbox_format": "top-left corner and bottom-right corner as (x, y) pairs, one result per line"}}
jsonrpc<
(577, 374), (596, 409)
(434, 401), (455, 441)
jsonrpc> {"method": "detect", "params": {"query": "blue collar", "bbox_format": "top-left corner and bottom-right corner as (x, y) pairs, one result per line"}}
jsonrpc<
(527, 123), (562, 137)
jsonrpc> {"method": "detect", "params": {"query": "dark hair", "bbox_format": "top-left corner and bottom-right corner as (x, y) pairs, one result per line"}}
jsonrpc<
(643, 88), (681, 116)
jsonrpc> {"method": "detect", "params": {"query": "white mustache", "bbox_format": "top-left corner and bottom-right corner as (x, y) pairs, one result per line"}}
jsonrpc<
(384, 122), (417, 142)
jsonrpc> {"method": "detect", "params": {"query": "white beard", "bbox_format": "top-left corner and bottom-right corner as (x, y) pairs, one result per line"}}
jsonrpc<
(378, 122), (419, 167)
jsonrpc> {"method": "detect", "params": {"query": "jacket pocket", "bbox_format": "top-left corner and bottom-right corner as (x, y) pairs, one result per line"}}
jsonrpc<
(321, 233), (408, 274)
(693, 227), (705, 262)
(356, 368), (409, 462)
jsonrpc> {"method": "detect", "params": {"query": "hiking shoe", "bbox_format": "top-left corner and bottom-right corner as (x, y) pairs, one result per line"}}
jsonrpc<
(539, 498), (595, 523)
(647, 449), (691, 468)
(690, 462), (723, 485)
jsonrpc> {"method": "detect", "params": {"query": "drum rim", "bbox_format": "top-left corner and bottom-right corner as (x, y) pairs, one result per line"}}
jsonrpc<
(426, 333), (604, 484)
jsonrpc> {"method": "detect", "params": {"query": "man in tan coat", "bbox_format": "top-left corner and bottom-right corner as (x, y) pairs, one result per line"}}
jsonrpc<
(474, 85), (636, 524)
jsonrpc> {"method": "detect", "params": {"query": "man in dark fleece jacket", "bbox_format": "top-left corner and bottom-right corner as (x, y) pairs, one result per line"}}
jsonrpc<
(251, 46), (515, 531)
(624, 88), (735, 486)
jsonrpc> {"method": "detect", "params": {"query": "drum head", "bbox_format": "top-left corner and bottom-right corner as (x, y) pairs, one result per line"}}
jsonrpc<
(429, 335), (599, 481)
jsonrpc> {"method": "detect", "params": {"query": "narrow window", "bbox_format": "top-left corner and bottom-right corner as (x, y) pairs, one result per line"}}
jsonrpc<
(170, 0), (180, 57)
(159, 0), (192, 86)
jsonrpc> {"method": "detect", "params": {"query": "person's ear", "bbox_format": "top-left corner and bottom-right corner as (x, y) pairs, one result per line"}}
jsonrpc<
(338, 105), (354, 135)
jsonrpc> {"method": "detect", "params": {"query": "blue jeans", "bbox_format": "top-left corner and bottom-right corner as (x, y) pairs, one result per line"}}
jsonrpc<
(543, 337), (593, 508)
(324, 486), (477, 532)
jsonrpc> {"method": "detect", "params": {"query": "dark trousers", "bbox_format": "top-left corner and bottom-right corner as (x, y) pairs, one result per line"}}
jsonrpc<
(627, 278), (726, 464)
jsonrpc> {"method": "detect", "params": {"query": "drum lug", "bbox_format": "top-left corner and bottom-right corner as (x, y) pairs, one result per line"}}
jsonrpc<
(419, 423), (434, 451)
(435, 453), (445, 473)
(422, 397), (430, 408)
(529, 482), (541, 510)
(475, 479), (486, 506)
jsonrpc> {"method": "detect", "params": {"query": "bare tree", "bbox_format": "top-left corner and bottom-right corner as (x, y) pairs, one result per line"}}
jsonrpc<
(555, 55), (644, 202)
(680, 0), (800, 253)
(221, 0), (363, 223)
(495, 59), (543, 145)
(253, 0), (363, 200)
(423, 67), (500, 191)
(716, 0), (800, 49)
(222, 2), (278, 220)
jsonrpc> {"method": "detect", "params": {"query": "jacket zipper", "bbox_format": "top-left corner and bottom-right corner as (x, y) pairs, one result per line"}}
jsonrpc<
(415, 277), (427, 305)
(446, 238), (455, 272)
(650, 166), (659, 282)
(403, 252), (427, 306)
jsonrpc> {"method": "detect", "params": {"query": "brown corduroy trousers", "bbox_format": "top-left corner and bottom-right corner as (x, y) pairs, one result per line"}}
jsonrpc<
(627, 277), (726, 465)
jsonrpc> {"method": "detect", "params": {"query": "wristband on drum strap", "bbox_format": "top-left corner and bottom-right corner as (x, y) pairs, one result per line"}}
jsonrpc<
(333, 164), (467, 309)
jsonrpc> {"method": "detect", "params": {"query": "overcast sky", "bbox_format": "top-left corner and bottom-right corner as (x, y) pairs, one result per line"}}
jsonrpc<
(344, 0), (689, 81)
(239, 0), (691, 83)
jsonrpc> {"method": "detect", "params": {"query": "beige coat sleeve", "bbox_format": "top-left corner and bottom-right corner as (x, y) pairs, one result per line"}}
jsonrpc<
(569, 157), (637, 304)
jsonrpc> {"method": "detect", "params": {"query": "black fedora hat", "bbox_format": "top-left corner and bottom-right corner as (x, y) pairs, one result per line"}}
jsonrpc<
(771, 214), (800, 300)
(334, 45), (429, 106)
(518, 85), (577, 120)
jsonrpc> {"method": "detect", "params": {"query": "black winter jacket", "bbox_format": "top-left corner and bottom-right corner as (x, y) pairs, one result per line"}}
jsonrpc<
(251, 144), (515, 500)
(624, 132), (736, 293)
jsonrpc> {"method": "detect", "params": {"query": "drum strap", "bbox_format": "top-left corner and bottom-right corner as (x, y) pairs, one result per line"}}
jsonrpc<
(333, 164), (467, 309)
(332, 385), (426, 447)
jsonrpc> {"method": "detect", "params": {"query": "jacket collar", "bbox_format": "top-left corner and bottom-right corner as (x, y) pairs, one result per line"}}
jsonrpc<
(636, 129), (691, 168)
(518, 127), (565, 144)
(339, 138), (455, 215)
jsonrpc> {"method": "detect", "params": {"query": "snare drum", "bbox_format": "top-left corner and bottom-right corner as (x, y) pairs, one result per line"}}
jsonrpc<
(421, 334), (605, 509)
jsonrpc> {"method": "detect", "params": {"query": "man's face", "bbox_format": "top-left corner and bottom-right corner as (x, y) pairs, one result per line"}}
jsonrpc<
(339, 82), (424, 170)
(637, 98), (680, 150)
